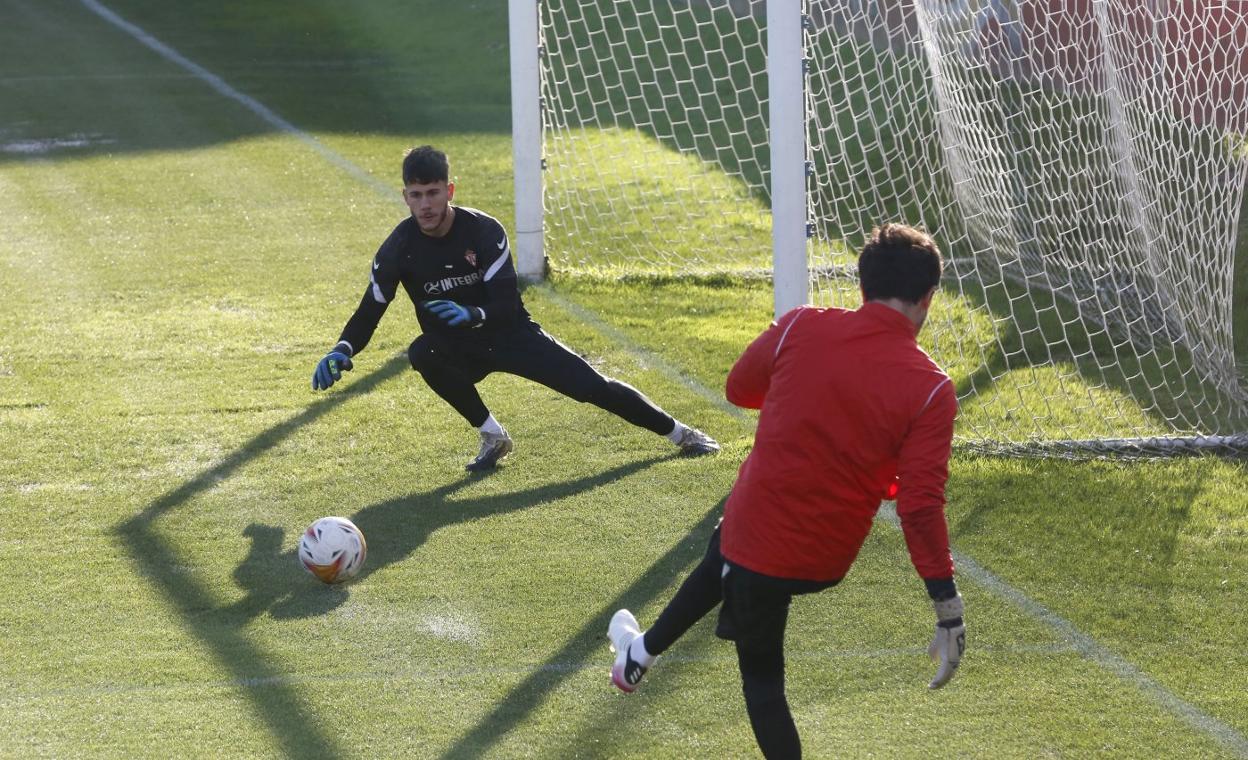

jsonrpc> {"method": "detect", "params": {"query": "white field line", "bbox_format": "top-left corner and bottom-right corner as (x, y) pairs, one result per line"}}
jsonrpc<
(531, 283), (753, 424)
(78, 2), (1248, 756)
(78, 0), (393, 198)
(880, 502), (1248, 757)
(3, 643), (1072, 703)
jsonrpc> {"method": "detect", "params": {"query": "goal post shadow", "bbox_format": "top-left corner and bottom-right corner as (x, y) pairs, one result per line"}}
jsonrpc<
(113, 354), (411, 759)
(113, 350), (690, 759)
(438, 499), (726, 760)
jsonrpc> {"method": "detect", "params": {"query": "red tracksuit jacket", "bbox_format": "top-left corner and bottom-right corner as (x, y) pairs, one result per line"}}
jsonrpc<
(720, 303), (958, 582)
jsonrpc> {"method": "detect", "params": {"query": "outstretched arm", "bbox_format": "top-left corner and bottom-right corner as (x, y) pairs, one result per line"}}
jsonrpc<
(313, 246), (396, 390)
(336, 289), (390, 357)
(893, 378), (964, 688)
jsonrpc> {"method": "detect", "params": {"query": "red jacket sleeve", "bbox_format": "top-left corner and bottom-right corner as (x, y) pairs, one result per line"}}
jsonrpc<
(725, 308), (805, 409)
(895, 377), (958, 579)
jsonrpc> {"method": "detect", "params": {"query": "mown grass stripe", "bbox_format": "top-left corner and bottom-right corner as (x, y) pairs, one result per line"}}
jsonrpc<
(0, 642), (1074, 704)
(531, 283), (754, 424)
(79, 0), (392, 198)
(76, 1), (1247, 756)
(878, 503), (1248, 758)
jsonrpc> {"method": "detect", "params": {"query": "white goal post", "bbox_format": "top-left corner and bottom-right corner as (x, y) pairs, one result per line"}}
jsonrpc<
(511, 0), (1248, 457)
(509, 0), (545, 280)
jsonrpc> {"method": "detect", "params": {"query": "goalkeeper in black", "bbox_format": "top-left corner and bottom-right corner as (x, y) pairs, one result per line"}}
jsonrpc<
(311, 145), (719, 471)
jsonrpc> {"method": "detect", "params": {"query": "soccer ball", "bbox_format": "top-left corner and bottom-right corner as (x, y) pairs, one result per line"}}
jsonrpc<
(298, 516), (367, 584)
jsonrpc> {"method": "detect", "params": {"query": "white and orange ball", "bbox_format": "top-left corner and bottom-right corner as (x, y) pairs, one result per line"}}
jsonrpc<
(298, 516), (367, 584)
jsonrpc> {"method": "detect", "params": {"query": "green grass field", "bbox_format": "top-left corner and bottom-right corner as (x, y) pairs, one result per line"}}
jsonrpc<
(2, 1), (1246, 757)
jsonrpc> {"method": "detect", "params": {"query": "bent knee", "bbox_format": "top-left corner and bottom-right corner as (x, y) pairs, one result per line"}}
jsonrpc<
(408, 338), (434, 372)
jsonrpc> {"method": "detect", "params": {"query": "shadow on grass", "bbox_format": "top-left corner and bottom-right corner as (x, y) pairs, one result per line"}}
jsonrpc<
(16, 1), (1246, 441)
(220, 455), (670, 623)
(949, 458), (1209, 630)
(1, 0), (512, 166)
(114, 355), (410, 759)
(114, 351), (685, 759)
(985, 279), (1197, 429)
(437, 499), (725, 760)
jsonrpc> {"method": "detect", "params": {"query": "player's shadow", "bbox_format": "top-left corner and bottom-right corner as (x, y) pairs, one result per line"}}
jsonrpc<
(113, 356), (412, 759)
(217, 457), (668, 624)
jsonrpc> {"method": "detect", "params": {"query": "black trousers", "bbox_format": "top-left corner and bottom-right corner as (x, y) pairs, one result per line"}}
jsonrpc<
(645, 526), (838, 760)
(407, 321), (675, 435)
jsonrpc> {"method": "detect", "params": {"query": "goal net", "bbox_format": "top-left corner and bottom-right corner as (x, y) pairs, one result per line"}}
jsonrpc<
(534, 0), (1248, 456)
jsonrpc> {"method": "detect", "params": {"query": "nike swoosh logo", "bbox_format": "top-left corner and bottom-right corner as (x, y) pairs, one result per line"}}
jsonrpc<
(373, 261), (380, 270)
(496, 239), (506, 249)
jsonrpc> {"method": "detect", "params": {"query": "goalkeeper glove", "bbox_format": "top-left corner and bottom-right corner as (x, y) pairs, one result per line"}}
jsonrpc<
(423, 299), (483, 328)
(927, 593), (965, 689)
(312, 350), (353, 391)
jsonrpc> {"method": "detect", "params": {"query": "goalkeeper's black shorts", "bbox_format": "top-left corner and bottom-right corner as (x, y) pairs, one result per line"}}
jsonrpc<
(716, 554), (839, 651)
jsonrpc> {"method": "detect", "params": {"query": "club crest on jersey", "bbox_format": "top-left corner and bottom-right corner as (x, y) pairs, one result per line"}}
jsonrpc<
(464, 250), (477, 267)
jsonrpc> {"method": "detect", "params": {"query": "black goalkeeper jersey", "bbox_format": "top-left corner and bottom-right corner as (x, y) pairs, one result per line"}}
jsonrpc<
(335, 206), (531, 355)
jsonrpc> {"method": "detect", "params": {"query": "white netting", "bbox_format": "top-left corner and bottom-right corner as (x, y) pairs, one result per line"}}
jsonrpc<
(537, 0), (1248, 455)
(539, 0), (773, 275)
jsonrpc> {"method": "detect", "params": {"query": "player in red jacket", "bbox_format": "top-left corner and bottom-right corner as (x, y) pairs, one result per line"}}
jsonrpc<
(606, 223), (965, 759)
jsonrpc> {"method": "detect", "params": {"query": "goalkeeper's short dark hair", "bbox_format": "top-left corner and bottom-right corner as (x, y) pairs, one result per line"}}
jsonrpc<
(858, 223), (943, 304)
(403, 145), (449, 185)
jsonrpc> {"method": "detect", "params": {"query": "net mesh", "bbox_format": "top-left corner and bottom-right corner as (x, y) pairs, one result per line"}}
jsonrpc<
(538, 0), (1248, 455)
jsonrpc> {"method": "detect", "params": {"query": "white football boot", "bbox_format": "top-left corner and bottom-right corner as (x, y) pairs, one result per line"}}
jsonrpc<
(608, 609), (649, 693)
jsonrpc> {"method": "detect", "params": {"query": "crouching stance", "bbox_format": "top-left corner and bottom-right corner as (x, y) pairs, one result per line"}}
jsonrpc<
(607, 224), (965, 759)
(311, 145), (717, 470)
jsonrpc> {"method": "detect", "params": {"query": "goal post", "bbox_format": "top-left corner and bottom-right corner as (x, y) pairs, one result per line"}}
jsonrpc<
(516, 0), (1248, 457)
(508, 0), (545, 280)
(767, 0), (809, 315)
